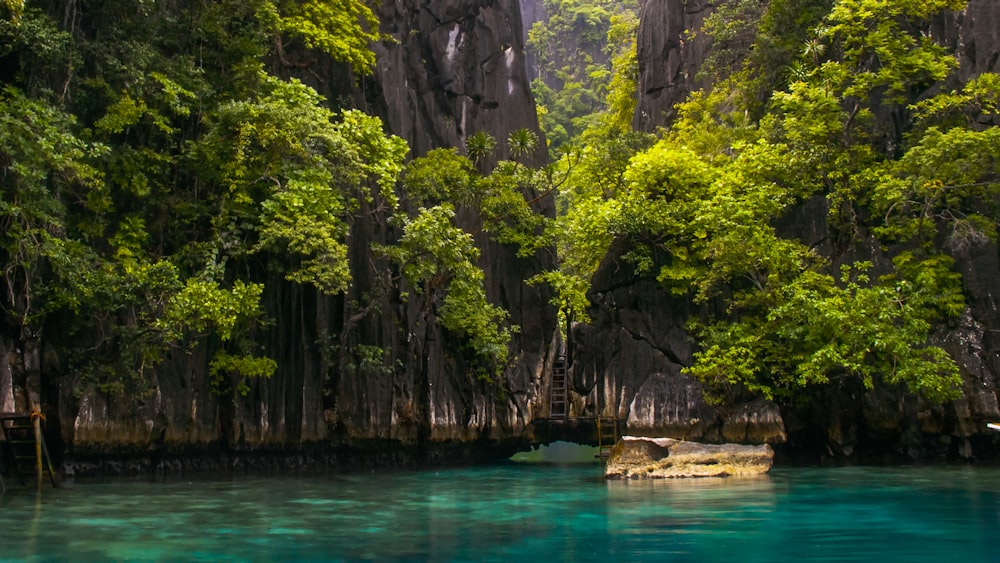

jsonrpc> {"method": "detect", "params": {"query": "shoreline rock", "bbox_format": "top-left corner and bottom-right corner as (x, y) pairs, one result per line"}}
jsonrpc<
(605, 436), (774, 479)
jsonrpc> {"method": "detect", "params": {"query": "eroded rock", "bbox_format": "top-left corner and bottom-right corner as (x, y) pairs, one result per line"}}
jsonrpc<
(633, 0), (712, 131)
(605, 436), (774, 479)
(370, 0), (545, 165)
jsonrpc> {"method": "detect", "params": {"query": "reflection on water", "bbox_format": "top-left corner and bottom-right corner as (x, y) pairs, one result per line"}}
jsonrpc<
(510, 440), (601, 464)
(1, 464), (999, 561)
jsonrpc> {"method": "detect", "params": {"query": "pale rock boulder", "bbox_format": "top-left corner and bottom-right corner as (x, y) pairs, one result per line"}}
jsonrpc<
(605, 436), (774, 479)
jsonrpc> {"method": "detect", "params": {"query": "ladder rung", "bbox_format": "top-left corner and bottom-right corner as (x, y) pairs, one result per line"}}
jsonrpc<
(550, 355), (570, 418)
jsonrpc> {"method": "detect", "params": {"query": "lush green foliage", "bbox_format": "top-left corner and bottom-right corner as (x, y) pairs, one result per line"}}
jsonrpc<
(381, 205), (513, 376)
(527, 0), (639, 148)
(526, 5), (648, 324)
(276, 0), (379, 76)
(1, 0), (542, 397)
(0, 0), (409, 396)
(542, 0), (993, 405)
(4, 0), (995, 413)
(392, 135), (554, 377)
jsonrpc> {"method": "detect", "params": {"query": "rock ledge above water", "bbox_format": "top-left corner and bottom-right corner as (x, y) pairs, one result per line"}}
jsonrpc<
(605, 436), (774, 479)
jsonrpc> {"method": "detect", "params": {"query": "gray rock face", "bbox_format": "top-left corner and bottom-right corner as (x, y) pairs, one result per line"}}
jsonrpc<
(371, 0), (546, 166)
(361, 0), (557, 450)
(955, 0), (1000, 81)
(633, 0), (712, 131)
(569, 241), (786, 448)
(518, 0), (547, 81)
(605, 436), (774, 479)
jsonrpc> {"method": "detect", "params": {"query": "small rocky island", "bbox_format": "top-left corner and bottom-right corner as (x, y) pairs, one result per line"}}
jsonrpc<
(605, 437), (774, 479)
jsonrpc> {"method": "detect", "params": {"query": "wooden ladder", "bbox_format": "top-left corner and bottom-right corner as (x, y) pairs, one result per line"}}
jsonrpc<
(549, 354), (568, 419)
(1, 413), (58, 488)
(597, 416), (619, 460)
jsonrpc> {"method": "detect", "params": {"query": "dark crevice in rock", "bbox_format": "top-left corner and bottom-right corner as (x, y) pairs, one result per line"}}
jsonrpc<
(621, 325), (685, 368)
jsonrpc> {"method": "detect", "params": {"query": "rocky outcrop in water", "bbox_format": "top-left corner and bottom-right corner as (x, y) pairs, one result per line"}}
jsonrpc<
(605, 436), (774, 479)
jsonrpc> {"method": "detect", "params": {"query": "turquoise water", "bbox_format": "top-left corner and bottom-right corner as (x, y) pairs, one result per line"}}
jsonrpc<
(2, 463), (999, 562)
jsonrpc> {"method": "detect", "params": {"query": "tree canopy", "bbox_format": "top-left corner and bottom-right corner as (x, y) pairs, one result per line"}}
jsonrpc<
(0, 0), (529, 397)
(540, 0), (992, 406)
(2, 0), (995, 414)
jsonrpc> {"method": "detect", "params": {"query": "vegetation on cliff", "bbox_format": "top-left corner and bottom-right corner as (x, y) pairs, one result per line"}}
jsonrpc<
(541, 0), (997, 406)
(526, 0), (639, 149)
(2, 0), (997, 428)
(0, 0), (519, 401)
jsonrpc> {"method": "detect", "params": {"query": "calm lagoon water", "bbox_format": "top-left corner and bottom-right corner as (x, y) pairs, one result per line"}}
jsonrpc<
(2, 461), (1000, 562)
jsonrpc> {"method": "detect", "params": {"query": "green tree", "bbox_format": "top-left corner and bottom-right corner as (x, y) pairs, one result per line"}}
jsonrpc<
(381, 205), (514, 378)
(666, 0), (973, 403)
(519, 5), (645, 326)
(548, 0), (984, 406)
(401, 148), (478, 207)
(507, 128), (540, 164)
(0, 87), (104, 333)
(465, 131), (498, 168)
(0, 0), (398, 397)
(276, 0), (380, 75)
(527, 0), (639, 149)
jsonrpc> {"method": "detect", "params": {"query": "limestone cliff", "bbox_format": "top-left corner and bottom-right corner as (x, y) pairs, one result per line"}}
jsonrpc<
(4, 0), (998, 472)
(569, 240), (788, 447)
(330, 0), (556, 456)
(575, 0), (1000, 462)
(633, 0), (1000, 131)
(0, 0), (558, 472)
(518, 0), (547, 81)
(371, 0), (546, 165)
(633, 0), (713, 131)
